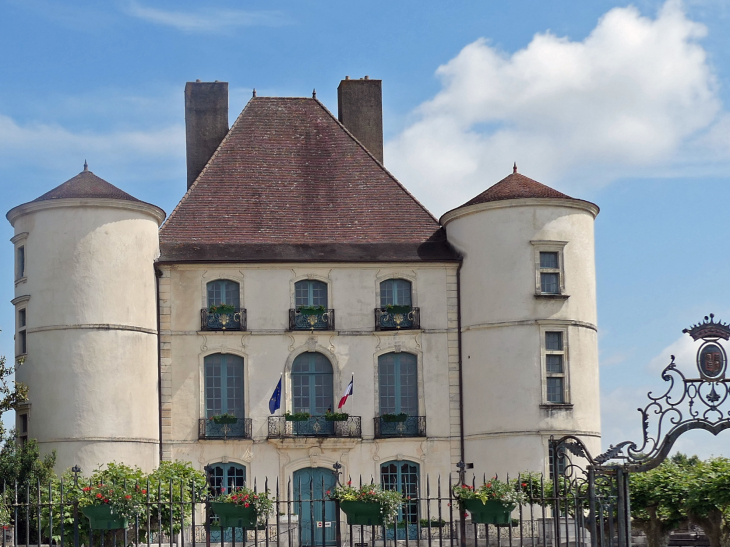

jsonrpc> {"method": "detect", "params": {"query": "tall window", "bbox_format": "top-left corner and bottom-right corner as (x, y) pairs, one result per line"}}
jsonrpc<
(380, 279), (412, 307)
(295, 280), (327, 308)
(208, 463), (246, 496)
(17, 413), (28, 447)
(205, 354), (244, 419)
(378, 353), (418, 415)
(16, 246), (25, 280)
(548, 445), (566, 479)
(17, 308), (26, 356)
(539, 252), (560, 294)
(207, 280), (240, 308)
(381, 461), (419, 525)
(544, 331), (567, 403)
(291, 353), (333, 414)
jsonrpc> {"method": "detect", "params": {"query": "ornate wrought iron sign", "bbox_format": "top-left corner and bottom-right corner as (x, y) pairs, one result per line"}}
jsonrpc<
(594, 314), (730, 472)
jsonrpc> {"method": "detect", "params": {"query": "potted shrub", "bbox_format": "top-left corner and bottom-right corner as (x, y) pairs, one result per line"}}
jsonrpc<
(453, 478), (527, 525)
(381, 413), (409, 423)
(209, 304), (236, 314)
(324, 411), (349, 422)
(211, 486), (275, 529)
(297, 305), (326, 316)
(79, 482), (145, 530)
(210, 413), (238, 425)
(328, 482), (403, 526)
(284, 411), (311, 422)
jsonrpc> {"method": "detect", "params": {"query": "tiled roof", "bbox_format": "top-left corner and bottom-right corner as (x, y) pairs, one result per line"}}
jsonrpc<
(159, 97), (459, 263)
(33, 167), (141, 203)
(459, 171), (573, 208)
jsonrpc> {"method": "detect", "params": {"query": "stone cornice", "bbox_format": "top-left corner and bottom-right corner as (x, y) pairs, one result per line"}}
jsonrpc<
(440, 197), (600, 226)
(7, 198), (166, 226)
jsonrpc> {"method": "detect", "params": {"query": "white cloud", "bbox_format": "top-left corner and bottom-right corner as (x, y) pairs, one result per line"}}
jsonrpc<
(386, 0), (721, 216)
(125, 1), (289, 33)
(0, 114), (184, 173)
(646, 332), (697, 373)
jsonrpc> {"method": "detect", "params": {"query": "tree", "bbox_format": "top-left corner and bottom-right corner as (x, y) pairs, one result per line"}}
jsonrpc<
(683, 457), (730, 547)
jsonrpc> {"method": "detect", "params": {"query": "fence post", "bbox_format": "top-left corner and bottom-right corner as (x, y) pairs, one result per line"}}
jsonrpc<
(587, 467), (597, 547)
(616, 469), (627, 547)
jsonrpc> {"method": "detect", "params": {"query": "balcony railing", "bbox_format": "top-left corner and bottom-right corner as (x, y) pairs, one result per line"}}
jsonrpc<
(199, 417), (252, 440)
(374, 415), (427, 438)
(200, 308), (247, 331)
(375, 307), (420, 330)
(289, 308), (335, 331)
(268, 415), (361, 438)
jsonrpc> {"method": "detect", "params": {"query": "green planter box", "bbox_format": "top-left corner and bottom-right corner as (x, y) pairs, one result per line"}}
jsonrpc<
(211, 502), (258, 529)
(81, 505), (128, 530)
(340, 500), (384, 526)
(211, 415), (238, 425)
(381, 413), (408, 423)
(462, 499), (515, 525)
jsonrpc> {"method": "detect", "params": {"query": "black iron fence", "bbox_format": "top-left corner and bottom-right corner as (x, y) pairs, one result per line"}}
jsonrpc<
(373, 417), (426, 438)
(199, 419), (253, 440)
(267, 416), (362, 439)
(374, 308), (421, 331)
(201, 309), (247, 331)
(289, 309), (336, 331)
(0, 469), (625, 547)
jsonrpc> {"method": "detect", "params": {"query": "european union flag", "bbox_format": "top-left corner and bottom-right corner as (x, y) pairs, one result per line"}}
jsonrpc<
(269, 377), (282, 414)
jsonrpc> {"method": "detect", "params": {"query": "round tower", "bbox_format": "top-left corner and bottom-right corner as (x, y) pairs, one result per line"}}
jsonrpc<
(6, 164), (165, 473)
(441, 167), (600, 475)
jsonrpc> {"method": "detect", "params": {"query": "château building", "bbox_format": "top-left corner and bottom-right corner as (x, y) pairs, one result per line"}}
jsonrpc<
(6, 78), (601, 534)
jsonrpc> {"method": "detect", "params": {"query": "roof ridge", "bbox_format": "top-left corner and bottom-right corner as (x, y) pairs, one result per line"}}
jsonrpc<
(311, 98), (441, 226)
(160, 97), (252, 231)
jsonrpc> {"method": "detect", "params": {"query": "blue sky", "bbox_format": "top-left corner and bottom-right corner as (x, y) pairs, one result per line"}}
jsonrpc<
(1, 0), (728, 459)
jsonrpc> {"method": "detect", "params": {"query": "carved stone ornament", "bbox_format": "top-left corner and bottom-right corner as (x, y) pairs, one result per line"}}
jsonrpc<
(306, 337), (318, 352)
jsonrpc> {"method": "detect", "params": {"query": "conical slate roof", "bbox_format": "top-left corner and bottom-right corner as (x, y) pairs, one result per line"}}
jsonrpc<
(159, 97), (459, 263)
(460, 171), (573, 208)
(33, 164), (141, 203)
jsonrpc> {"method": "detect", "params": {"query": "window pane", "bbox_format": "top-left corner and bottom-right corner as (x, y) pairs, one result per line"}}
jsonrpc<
(205, 356), (223, 418)
(19, 331), (26, 355)
(18, 309), (26, 328)
(547, 378), (564, 403)
(208, 280), (240, 307)
(16, 246), (24, 279)
(225, 356), (244, 417)
(378, 354), (397, 414)
(295, 280), (328, 308)
(540, 252), (558, 269)
(399, 355), (418, 416)
(546, 355), (563, 373)
(545, 332), (563, 351)
(291, 353), (333, 413)
(540, 273), (560, 294)
(380, 279), (412, 307)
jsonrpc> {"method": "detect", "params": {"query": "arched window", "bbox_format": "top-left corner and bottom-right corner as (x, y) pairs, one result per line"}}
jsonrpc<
(381, 461), (419, 531)
(205, 354), (244, 419)
(207, 279), (240, 308)
(295, 280), (327, 308)
(380, 279), (412, 307)
(291, 353), (333, 415)
(208, 462), (246, 496)
(378, 353), (418, 415)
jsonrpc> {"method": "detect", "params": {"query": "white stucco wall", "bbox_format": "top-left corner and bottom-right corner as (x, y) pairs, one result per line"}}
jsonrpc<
(8, 199), (163, 472)
(442, 198), (601, 475)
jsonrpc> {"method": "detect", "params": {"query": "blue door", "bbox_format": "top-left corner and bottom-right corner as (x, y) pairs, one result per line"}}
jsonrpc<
(294, 468), (337, 546)
(208, 463), (246, 542)
(381, 461), (420, 539)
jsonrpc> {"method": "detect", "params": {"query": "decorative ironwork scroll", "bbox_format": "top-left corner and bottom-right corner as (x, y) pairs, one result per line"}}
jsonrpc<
(594, 314), (730, 472)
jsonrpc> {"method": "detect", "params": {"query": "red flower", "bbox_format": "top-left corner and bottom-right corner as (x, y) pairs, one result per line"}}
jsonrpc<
(125, 495), (132, 500)
(104, 499), (109, 503)
(96, 493), (103, 499)
(521, 483), (527, 487)
(347, 480), (352, 486)
(221, 487), (226, 493)
(82, 487), (91, 492)
(326, 490), (331, 495)
(244, 503), (250, 508)
(142, 489), (147, 494)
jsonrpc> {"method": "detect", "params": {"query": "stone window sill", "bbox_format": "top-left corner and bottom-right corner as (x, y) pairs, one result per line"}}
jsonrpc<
(540, 403), (573, 411)
(535, 293), (570, 300)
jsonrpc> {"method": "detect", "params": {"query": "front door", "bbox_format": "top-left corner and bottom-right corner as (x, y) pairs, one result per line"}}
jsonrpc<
(293, 468), (337, 546)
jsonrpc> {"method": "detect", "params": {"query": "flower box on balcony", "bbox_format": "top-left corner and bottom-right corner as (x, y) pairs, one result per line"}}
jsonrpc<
(381, 413), (409, 423)
(339, 501), (385, 526)
(324, 412), (349, 422)
(385, 305), (412, 314)
(285, 412), (311, 422)
(209, 304), (236, 314)
(210, 414), (238, 425)
(462, 499), (515, 525)
(297, 306), (326, 316)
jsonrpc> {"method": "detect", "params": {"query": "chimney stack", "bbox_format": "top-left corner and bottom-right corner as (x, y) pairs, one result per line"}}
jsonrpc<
(337, 77), (383, 164)
(185, 81), (229, 189)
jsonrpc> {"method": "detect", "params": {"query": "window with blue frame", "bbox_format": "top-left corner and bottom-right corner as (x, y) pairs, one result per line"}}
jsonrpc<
(205, 354), (245, 436)
(207, 280), (240, 308)
(208, 462), (247, 496)
(291, 353), (333, 414)
(381, 460), (419, 536)
(295, 280), (328, 308)
(378, 353), (418, 415)
(380, 279), (412, 307)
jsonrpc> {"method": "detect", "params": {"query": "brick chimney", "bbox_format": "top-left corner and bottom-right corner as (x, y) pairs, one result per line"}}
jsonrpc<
(185, 81), (229, 189)
(337, 76), (383, 164)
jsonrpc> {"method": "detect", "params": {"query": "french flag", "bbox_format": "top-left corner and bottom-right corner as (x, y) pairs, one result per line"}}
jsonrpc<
(338, 376), (354, 409)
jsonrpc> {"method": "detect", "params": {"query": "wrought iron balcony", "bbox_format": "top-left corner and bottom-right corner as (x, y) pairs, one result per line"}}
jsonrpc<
(374, 416), (427, 438)
(375, 307), (420, 330)
(289, 308), (335, 331)
(198, 417), (252, 440)
(267, 415), (361, 438)
(200, 308), (247, 331)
